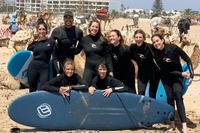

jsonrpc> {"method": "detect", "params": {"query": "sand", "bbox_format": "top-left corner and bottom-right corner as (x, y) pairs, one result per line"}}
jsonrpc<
(0, 14), (200, 133)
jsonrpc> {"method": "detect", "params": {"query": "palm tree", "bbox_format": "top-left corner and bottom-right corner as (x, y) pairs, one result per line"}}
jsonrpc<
(184, 8), (192, 16)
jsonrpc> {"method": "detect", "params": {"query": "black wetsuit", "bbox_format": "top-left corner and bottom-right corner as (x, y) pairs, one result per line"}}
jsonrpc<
(91, 75), (128, 92)
(111, 44), (136, 93)
(152, 43), (194, 123)
(76, 35), (113, 86)
(130, 42), (160, 98)
(42, 73), (88, 91)
(27, 38), (57, 92)
(50, 25), (83, 74)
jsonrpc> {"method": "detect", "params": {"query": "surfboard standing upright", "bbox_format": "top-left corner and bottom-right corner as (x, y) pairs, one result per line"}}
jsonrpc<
(7, 50), (33, 86)
(7, 50), (53, 87)
(145, 63), (190, 101)
(8, 90), (174, 130)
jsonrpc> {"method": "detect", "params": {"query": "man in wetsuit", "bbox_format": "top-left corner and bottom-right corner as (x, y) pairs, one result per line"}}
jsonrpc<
(51, 10), (83, 75)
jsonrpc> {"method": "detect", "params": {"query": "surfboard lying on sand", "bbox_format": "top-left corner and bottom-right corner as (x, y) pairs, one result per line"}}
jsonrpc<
(7, 50), (53, 87)
(145, 63), (190, 101)
(8, 90), (174, 130)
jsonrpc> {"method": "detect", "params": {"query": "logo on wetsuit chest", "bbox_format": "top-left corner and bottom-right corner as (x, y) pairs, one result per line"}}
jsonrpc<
(137, 53), (146, 59)
(112, 53), (118, 60)
(163, 58), (172, 62)
(70, 44), (76, 49)
(90, 43), (97, 48)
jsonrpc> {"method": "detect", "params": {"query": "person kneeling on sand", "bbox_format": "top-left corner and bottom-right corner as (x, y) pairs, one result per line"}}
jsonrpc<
(42, 58), (88, 97)
(88, 60), (129, 97)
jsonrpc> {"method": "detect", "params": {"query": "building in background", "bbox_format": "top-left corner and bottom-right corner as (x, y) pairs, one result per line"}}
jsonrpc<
(123, 8), (144, 14)
(0, 0), (5, 6)
(15, 0), (109, 15)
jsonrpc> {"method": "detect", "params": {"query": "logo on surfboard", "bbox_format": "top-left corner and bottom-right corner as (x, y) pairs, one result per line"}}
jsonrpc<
(37, 103), (52, 118)
(21, 69), (28, 79)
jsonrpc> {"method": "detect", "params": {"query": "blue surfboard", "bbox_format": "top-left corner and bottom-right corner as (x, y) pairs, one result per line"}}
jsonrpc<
(182, 63), (190, 94)
(145, 80), (167, 101)
(8, 90), (174, 130)
(7, 50), (53, 87)
(7, 50), (33, 86)
(145, 64), (190, 101)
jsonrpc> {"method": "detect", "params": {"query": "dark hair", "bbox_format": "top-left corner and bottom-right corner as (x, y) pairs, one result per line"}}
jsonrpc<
(151, 34), (164, 40)
(37, 18), (45, 24)
(88, 19), (103, 40)
(110, 29), (125, 46)
(36, 19), (48, 34)
(133, 29), (146, 40)
(151, 34), (166, 45)
(96, 60), (109, 76)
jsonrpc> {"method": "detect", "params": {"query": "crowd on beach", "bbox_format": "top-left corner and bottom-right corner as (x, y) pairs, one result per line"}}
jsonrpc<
(8, 9), (195, 133)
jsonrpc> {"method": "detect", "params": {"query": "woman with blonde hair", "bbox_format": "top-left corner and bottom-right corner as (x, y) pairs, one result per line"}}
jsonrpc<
(130, 29), (160, 98)
(42, 58), (88, 97)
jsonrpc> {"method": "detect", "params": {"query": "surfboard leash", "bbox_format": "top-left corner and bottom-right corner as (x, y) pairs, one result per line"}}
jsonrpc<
(62, 94), (71, 104)
(114, 93), (147, 128)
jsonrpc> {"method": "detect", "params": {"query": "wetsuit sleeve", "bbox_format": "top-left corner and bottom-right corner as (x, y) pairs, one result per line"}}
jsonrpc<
(90, 76), (98, 88)
(50, 28), (61, 74)
(27, 42), (36, 51)
(72, 74), (88, 90)
(109, 77), (128, 92)
(50, 27), (60, 40)
(75, 28), (84, 55)
(75, 37), (84, 54)
(104, 43), (113, 72)
(175, 46), (194, 78)
(129, 44), (136, 60)
(52, 41), (61, 74)
(41, 75), (63, 92)
(125, 45), (132, 59)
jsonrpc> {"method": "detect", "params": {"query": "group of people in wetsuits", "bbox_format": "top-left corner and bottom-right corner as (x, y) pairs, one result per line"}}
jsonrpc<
(26, 10), (194, 133)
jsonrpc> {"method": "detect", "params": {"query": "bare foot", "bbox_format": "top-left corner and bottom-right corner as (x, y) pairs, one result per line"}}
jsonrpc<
(166, 121), (176, 132)
(182, 122), (188, 133)
(166, 126), (176, 132)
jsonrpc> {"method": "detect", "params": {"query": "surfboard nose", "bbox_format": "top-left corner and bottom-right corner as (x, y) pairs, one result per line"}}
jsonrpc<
(167, 109), (174, 119)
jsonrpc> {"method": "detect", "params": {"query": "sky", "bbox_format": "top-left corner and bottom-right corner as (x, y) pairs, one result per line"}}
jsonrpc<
(117, 0), (200, 11)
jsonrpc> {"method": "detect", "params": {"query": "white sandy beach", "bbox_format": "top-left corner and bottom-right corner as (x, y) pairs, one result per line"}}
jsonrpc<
(0, 14), (200, 133)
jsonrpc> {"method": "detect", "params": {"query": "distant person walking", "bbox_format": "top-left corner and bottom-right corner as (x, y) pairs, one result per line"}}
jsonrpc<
(9, 11), (18, 34)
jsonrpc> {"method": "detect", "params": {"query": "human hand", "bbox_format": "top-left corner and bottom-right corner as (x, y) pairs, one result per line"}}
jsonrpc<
(27, 38), (34, 45)
(102, 88), (113, 97)
(109, 72), (114, 77)
(59, 86), (71, 97)
(182, 71), (190, 78)
(88, 86), (96, 95)
(186, 78), (193, 86)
